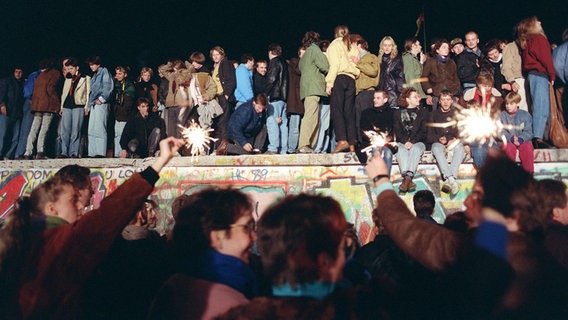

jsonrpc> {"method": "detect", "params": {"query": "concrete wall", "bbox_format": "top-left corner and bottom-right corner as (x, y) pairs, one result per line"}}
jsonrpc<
(1, 151), (567, 244)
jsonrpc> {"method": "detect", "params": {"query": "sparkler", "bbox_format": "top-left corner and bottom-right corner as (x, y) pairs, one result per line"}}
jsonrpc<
(361, 128), (398, 156)
(427, 96), (515, 147)
(178, 120), (217, 161)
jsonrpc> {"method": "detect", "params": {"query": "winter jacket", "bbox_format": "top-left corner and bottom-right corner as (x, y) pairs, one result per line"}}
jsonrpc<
(120, 111), (166, 157)
(402, 51), (426, 98)
(553, 41), (568, 84)
(480, 55), (506, 95)
(286, 57), (303, 115)
(266, 55), (289, 101)
(378, 54), (405, 109)
(522, 34), (556, 82)
(355, 51), (380, 94)
(234, 64), (254, 103)
(299, 43), (329, 99)
(0, 76), (24, 118)
(23, 70), (41, 100)
(456, 48), (481, 85)
(427, 106), (459, 144)
(17, 168), (159, 319)
(88, 67), (114, 110)
(31, 69), (61, 113)
(499, 109), (533, 143)
(135, 82), (158, 108)
(112, 80), (136, 122)
(502, 42), (523, 83)
(421, 56), (461, 97)
(60, 75), (90, 110)
(393, 107), (427, 144)
(325, 37), (360, 88)
(227, 100), (264, 146)
(216, 59), (237, 102)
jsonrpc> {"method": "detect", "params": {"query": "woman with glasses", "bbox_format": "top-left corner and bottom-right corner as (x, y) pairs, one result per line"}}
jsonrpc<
(149, 188), (257, 320)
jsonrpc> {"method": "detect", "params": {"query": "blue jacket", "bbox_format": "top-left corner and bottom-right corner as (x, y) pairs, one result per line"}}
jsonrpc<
(234, 64), (253, 103)
(553, 41), (568, 84)
(499, 109), (533, 143)
(88, 67), (114, 110)
(227, 100), (264, 146)
(23, 70), (41, 99)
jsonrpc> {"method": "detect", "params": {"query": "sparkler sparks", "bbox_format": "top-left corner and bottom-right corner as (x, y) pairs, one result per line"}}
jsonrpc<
(361, 129), (398, 156)
(427, 98), (516, 146)
(178, 120), (217, 161)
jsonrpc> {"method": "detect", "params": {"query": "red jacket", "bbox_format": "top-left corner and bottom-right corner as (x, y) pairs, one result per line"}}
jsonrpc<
(18, 169), (158, 319)
(522, 34), (556, 82)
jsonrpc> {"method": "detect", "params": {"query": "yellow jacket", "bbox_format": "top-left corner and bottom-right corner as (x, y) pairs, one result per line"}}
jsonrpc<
(325, 37), (360, 88)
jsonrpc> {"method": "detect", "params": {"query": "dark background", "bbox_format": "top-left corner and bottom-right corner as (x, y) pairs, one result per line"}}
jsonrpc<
(1, 0), (567, 78)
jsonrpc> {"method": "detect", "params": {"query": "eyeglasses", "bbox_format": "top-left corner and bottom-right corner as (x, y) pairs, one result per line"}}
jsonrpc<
(229, 220), (256, 234)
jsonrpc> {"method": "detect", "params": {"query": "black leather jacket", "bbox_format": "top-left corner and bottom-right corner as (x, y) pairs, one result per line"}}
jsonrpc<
(266, 56), (289, 102)
(378, 54), (405, 109)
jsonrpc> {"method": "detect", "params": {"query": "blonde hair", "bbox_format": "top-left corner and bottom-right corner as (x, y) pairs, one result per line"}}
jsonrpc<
(505, 92), (522, 105)
(378, 36), (399, 62)
(517, 16), (546, 49)
(334, 25), (351, 51)
(137, 67), (153, 82)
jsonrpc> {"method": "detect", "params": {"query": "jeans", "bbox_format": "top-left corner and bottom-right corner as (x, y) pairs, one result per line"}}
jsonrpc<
(527, 73), (550, 139)
(431, 142), (466, 180)
(287, 113), (301, 153)
(60, 107), (85, 157)
(15, 98), (33, 158)
(396, 142), (425, 174)
(88, 103), (109, 157)
(469, 141), (493, 169)
(25, 112), (54, 155)
(314, 102), (330, 153)
(114, 121), (127, 157)
(0, 115), (21, 159)
(372, 146), (393, 176)
(266, 99), (288, 154)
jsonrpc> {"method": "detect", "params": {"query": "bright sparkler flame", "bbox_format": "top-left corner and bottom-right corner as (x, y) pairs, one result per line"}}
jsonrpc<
(178, 120), (217, 161)
(361, 129), (398, 156)
(427, 98), (517, 146)
(361, 130), (387, 154)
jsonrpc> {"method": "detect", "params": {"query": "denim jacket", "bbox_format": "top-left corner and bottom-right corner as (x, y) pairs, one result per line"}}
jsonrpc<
(88, 67), (114, 111)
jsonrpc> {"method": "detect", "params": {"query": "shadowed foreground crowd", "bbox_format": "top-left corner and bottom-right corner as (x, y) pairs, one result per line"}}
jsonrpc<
(1, 135), (568, 319)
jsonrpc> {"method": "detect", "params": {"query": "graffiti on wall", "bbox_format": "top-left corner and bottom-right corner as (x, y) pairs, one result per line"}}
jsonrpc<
(1, 162), (566, 244)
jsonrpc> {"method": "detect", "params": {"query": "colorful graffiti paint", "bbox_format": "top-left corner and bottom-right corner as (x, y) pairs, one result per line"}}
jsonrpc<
(1, 160), (566, 244)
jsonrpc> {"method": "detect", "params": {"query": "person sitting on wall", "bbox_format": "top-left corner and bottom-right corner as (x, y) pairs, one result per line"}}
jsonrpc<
(120, 97), (166, 158)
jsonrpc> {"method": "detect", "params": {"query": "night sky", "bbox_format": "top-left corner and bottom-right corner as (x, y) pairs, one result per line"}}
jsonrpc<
(1, 0), (566, 77)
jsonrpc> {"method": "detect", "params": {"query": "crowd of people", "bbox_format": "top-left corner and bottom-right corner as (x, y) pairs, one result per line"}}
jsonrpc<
(0, 139), (567, 319)
(1, 18), (568, 318)
(0, 18), (566, 164)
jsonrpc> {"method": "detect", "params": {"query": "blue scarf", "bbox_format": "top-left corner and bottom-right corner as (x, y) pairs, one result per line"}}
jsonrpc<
(183, 249), (258, 298)
(272, 281), (336, 300)
(436, 54), (449, 63)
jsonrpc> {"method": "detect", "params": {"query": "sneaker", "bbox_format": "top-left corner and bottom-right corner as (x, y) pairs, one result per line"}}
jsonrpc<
(441, 181), (452, 194)
(450, 180), (460, 195)
(36, 152), (47, 160)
